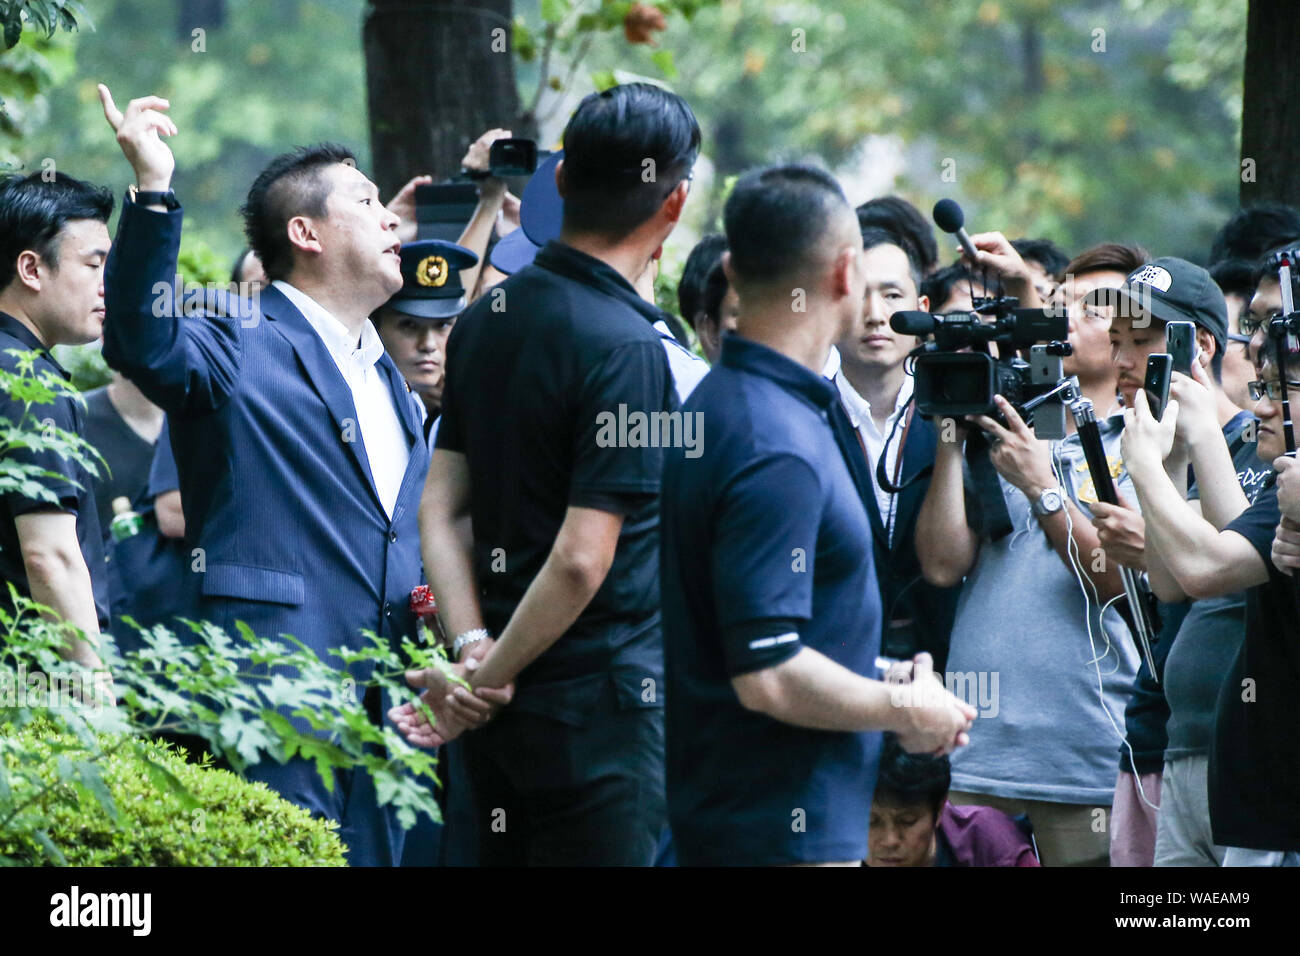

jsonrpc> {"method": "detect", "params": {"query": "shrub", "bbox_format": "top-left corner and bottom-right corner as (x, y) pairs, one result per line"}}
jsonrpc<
(0, 721), (346, 866)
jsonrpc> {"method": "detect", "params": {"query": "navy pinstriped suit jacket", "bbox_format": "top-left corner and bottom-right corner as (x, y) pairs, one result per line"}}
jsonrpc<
(102, 198), (429, 686)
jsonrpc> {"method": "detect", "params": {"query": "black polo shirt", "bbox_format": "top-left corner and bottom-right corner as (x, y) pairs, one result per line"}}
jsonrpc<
(1209, 482), (1300, 850)
(0, 312), (109, 626)
(436, 240), (675, 718)
(661, 334), (883, 865)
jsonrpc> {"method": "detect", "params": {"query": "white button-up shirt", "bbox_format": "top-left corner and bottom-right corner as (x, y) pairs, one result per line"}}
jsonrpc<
(274, 280), (411, 519)
(823, 346), (914, 543)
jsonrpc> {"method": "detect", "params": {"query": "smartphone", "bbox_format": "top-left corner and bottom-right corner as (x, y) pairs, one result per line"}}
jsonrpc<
(488, 138), (538, 178)
(414, 182), (481, 241)
(1165, 321), (1196, 377)
(1144, 353), (1173, 421)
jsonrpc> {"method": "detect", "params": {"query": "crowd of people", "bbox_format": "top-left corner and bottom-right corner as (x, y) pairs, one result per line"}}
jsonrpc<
(1, 78), (1299, 868)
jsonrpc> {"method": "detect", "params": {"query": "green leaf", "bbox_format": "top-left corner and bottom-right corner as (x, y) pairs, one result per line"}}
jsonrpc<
(590, 69), (618, 92)
(140, 754), (199, 811)
(3, 12), (23, 51)
(76, 760), (118, 824)
(32, 829), (66, 865)
(540, 0), (569, 25)
(650, 49), (678, 80)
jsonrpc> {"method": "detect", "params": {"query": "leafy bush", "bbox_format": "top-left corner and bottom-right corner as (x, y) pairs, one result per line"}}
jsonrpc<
(0, 721), (346, 866)
(1, 348), (451, 865)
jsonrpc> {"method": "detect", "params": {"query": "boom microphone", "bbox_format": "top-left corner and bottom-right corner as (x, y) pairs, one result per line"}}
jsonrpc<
(933, 198), (979, 263)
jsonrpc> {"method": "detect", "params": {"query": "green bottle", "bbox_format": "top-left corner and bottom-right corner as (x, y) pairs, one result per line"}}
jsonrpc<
(109, 496), (143, 543)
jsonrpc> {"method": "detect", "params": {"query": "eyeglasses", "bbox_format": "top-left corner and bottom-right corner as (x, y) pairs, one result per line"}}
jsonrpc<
(1239, 312), (1281, 336)
(1227, 332), (1253, 346)
(1248, 379), (1300, 400)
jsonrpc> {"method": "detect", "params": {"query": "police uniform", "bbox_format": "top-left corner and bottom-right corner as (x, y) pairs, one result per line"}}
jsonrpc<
(371, 239), (478, 866)
(381, 238), (477, 453)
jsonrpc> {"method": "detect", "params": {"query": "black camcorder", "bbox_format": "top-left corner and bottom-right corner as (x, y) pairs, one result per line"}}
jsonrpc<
(461, 138), (540, 180)
(891, 296), (1072, 439)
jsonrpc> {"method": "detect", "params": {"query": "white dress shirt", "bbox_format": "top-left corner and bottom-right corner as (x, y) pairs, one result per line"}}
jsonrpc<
(824, 347), (914, 543)
(653, 319), (710, 402)
(273, 280), (411, 518)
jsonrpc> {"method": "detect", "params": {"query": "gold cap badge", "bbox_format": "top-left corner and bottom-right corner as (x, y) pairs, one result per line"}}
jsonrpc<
(416, 255), (449, 288)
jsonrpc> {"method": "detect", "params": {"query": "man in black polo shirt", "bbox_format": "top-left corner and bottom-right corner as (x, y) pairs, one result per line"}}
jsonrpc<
(392, 83), (698, 865)
(660, 165), (975, 867)
(0, 172), (114, 677)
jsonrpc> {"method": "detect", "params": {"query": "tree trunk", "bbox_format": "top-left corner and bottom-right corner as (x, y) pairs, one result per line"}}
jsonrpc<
(364, 0), (524, 198)
(1240, 0), (1300, 207)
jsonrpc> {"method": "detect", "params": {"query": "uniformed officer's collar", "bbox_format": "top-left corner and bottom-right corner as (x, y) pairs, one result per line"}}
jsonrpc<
(0, 310), (70, 379)
(719, 333), (839, 409)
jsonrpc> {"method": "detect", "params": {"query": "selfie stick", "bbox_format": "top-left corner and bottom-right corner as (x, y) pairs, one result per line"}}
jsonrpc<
(1069, 396), (1159, 679)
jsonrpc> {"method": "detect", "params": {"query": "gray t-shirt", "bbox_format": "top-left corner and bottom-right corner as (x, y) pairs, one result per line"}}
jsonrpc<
(1163, 413), (1269, 761)
(947, 414), (1139, 805)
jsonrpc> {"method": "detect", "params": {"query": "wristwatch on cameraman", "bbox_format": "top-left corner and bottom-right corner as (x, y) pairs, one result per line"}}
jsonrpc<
(1030, 486), (1065, 517)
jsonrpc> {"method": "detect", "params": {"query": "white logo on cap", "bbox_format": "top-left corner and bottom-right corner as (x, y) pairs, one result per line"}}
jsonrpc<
(1130, 265), (1173, 292)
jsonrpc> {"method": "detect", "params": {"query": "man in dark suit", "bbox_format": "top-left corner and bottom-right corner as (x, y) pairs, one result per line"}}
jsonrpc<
(829, 228), (960, 669)
(98, 86), (428, 865)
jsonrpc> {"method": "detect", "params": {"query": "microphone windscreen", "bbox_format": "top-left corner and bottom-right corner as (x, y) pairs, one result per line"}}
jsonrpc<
(932, 198), (965, 235)
(890, 310), (937, 335)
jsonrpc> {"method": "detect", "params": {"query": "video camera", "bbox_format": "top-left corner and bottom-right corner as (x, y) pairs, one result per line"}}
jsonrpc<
(891, 296), (1073, 439)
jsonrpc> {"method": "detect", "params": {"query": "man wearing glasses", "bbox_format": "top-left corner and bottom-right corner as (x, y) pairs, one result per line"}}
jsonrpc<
(1208, 259), (1262, 412)
(1123, 251), (1299, 865)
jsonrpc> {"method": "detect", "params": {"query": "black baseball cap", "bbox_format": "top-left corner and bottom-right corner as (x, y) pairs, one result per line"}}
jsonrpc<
(387, 239), (478, 319)
(1087, 257), (1228, 351)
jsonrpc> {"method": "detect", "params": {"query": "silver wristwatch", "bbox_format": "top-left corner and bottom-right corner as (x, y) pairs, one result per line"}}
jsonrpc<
(452, 628), (490, 660)
(1030, 487), (1064, 517)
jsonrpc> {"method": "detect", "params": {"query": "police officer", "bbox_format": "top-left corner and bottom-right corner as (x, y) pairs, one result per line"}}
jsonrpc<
(373, 238), (478, 450)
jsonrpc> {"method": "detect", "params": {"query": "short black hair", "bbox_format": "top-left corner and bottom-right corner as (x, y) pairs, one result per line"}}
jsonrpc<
(0, 172), (114, 293)
(701, 260), (730, 327)
(240, 142), (357, 282)
(1251, 239), (1300, 290)
(559, 83), (701, 238)
(861, 225), (922, 293)
(1211, 203), (1300, 266)
(678, 233), (727, 330)
(873, 733), (950, 819)
(1011, 237), (1069, 281)
(1209, 257), (1256, 302)
(856, 196), (938, 274)
(921, 262), (980, 311)
(723, 163), (851, 285)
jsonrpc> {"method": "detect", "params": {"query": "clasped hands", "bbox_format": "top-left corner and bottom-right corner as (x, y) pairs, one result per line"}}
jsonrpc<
(387, 638), (514, 748)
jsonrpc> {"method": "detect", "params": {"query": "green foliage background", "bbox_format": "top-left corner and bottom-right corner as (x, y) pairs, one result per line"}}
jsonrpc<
(1, 0), (1249, 268)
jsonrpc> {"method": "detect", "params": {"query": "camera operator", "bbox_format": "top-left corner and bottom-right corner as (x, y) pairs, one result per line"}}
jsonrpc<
(1100, 258), (1258, 867)
(914, 240), (1146, 867)
(1011, 237), (1069, 304)
(921, 262), (989, 315)
(830, 227), (961, 668)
